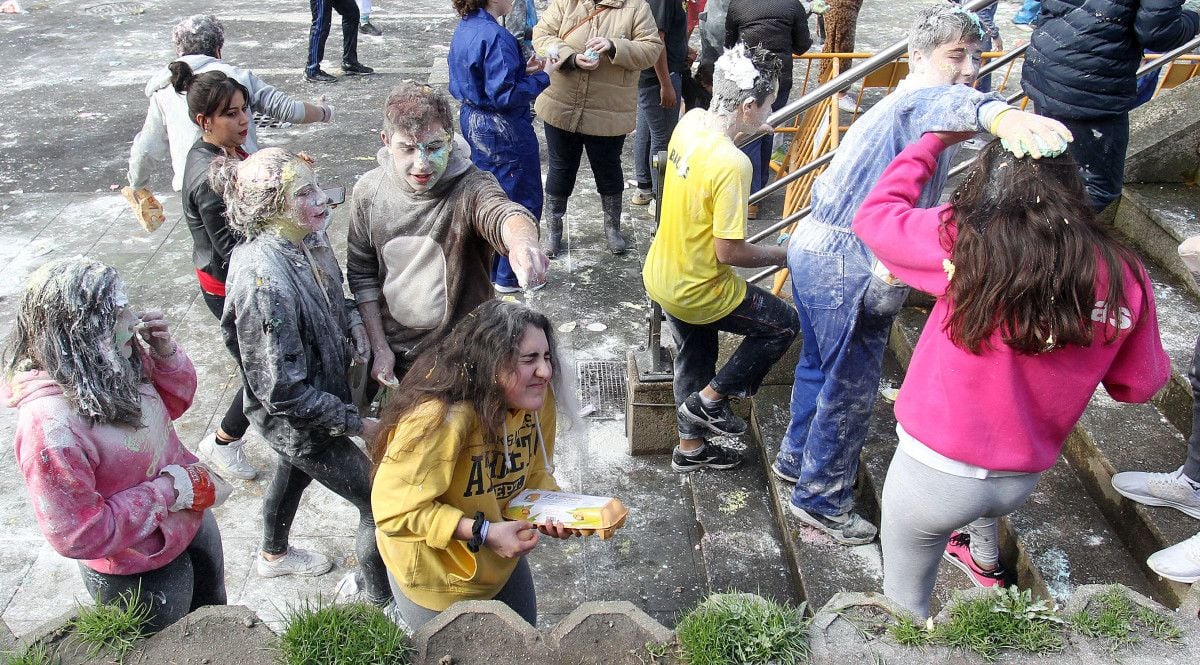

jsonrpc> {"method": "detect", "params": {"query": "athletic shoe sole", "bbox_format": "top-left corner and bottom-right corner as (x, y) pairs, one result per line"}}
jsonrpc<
(942, 551), (1004, 588)
(1147, 567), (1200, 584)
(788, 503), (875, 546)
(671, 456), (742, 473)
(678, 400), (747, 437)
(771, 463), (798, 484)
(1112, 485), (1200, 520)
(257, 558), (333, 578)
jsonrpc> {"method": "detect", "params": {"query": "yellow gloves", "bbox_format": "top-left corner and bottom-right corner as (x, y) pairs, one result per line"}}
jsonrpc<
(121, 186), (166, 232)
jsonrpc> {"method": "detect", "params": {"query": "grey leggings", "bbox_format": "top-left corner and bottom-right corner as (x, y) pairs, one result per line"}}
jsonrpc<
(881, 447), (1040, 618)
(388, 556), (537, 630)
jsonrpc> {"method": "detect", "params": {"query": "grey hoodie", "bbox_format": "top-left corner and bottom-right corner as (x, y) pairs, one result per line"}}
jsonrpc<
(128, 54), (308, 191)
(347, 136), (535, 361)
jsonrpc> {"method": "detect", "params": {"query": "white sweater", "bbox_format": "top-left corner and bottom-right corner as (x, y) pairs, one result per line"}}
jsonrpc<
(127, 54), (308, 191)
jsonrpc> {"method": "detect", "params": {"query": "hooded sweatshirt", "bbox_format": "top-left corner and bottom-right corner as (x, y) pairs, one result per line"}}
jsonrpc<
(3, 350), (202, 576)
(224, 232), (364, 458)
(372, 394), (559, 611)
(346, 137), (535, 361)
(128, 54), (308, 192)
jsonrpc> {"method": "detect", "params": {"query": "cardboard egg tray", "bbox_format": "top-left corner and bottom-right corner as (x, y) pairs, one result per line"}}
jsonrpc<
(503, 489), (629, 540)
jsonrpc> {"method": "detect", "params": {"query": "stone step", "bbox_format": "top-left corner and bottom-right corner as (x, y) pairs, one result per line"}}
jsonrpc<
(750, 384), (975, 614)
(887, 306), (1160, 606)
(1114, 184), (1200, 301)
(1120, 243), (1200, 440)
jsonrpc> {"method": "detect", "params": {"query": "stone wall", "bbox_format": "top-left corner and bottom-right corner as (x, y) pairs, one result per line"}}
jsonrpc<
(8, 584), (1200, 664)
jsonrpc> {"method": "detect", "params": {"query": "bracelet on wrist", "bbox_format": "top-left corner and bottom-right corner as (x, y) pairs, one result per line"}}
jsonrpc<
(467, 511), (487, 553)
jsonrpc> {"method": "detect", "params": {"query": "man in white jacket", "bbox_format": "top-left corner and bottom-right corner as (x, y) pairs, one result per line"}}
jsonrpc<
(123, 15), (334, 230)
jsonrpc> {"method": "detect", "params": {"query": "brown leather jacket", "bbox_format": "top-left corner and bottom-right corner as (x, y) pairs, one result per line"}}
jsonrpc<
(533, 0), (663, 136)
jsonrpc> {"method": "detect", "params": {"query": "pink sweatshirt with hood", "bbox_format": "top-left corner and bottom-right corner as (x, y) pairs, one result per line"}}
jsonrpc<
(853, 133), (1170, 473)
(3, 349), (202, 576)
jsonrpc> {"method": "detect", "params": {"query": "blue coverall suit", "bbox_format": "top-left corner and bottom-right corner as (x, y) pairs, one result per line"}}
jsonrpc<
(449, 8), (550, 288)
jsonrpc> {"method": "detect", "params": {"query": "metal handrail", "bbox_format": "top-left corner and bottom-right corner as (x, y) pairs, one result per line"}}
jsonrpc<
(744, 35), (1200, 286)
(746, 40), (1030, 206)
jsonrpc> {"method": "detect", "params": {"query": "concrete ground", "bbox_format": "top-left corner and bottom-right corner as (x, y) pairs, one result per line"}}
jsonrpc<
(0, 0), (1037, 638)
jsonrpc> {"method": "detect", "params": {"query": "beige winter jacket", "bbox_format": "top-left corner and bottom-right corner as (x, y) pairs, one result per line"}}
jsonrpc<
(533, 0), (663, 136)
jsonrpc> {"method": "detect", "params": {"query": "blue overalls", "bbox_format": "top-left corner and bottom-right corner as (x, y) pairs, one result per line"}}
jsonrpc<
(448, 8), (550, 288)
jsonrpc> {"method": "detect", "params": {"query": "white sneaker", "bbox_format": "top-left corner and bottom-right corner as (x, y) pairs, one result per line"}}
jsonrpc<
(256, 547), (334, 578)
(198, 433), (258, 480)
(836, 94), (859, 114)
(1147, 532), (1200, 583)
(1111, 466), (1200, 519)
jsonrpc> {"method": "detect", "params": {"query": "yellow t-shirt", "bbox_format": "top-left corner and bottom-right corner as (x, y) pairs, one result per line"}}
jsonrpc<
(643, 109), (750, 325)
(371, 395), (558, 611)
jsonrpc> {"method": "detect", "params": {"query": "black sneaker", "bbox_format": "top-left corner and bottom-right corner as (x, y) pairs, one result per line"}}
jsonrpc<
(342, 61), (375, 75)
(305, 69), (337, 83)
(678, 392), (748, 437)
(359, 20), (382, 36)
(671, 442), (743, 473)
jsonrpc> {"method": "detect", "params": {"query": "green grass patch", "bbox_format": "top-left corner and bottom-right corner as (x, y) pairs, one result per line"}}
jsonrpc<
(68, 587), (151, 662)
(1068, 586), (1182, 653)
(3, 643), (57, 665)
(277, 600), (412, 665)
(675, 593), (810, 665)
(888, 588), (1064, 662)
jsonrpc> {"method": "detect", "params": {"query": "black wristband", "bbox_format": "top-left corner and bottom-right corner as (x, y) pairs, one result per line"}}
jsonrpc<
(467, 511), (486, 553)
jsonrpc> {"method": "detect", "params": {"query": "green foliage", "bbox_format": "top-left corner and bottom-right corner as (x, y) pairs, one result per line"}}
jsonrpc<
(888, 588), (1064, 663)
(675, 593), (810, 665)
(68, 587), (151, 662)
(3, 643), (57, 665)
(277, 600), (412, 665)
(1068, 586), (1181, 653)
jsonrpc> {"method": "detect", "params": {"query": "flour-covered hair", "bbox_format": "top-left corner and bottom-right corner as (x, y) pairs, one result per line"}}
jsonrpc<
(3, 257), (146, 427)
(208, 147), (297, 238)
(383, 81), (456, 139)
(173, 14), (225, 57)
(908, 5), (986, 56)
(710, 43), (781, 115)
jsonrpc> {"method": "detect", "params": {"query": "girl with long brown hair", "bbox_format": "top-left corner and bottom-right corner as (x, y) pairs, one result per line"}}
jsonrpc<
(370, 299), (572, 629)
(852, 131), (1170, 618)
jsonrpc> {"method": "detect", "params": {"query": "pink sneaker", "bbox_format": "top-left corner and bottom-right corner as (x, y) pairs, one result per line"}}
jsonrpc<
(943, 531), (1007, 589)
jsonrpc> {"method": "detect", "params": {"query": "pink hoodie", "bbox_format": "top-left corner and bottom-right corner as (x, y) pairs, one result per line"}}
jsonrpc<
(3, 349), (203, 576)
(853, 133), (1170, 473)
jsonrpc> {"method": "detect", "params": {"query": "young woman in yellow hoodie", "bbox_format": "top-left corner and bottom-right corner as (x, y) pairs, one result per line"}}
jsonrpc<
(370, 300), (572, 628)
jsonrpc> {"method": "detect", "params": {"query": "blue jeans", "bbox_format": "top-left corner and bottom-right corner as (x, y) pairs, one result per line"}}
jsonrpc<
(740, 77), (793, 193)
(776, 221), (909, 516)
(664, 284), (800, 440)
(633, 72), (683, 195)
(1057, 114), (1129, 213)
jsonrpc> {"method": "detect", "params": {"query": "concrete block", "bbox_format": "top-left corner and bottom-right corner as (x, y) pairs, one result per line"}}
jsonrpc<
(626, 350), (678, 455)
(132, 604), (278, 665)
(809, 591), (940, 664)
(1126, 76), (1200, 184)
(413, 600), (550, 665)
(550, 601), (675, 665)
(1064, 584), (1197, 662)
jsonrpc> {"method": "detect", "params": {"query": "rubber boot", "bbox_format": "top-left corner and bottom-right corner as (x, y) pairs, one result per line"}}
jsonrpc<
(601, 193), (628, 255)
(545, 194), (567, 259)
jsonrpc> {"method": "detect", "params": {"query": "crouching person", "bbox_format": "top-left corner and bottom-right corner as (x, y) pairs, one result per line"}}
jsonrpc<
(3, 257), (229, 633)
(642, 44), (799, 473)
(371, 300), (572, 629)
(212, 148), (391, 606)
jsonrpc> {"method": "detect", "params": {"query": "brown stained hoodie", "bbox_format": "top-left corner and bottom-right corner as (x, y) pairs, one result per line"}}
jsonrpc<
(347, 136), (535, 360)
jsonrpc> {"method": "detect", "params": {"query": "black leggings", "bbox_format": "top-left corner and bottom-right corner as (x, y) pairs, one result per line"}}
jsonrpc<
(202, 291), (250, 440)
(79, 511), (225, 634)
(543, 122), (627, 198)
(261, 437), (391, 604)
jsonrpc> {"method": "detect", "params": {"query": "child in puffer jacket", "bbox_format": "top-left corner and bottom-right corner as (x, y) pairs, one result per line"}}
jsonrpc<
(3, 257), (230, 634)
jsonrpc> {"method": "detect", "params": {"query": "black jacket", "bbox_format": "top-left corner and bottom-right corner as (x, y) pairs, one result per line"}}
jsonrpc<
(1021, 0), (1198, 120)
(182, 139), (241, 286)
(725, 0), (811, 83)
